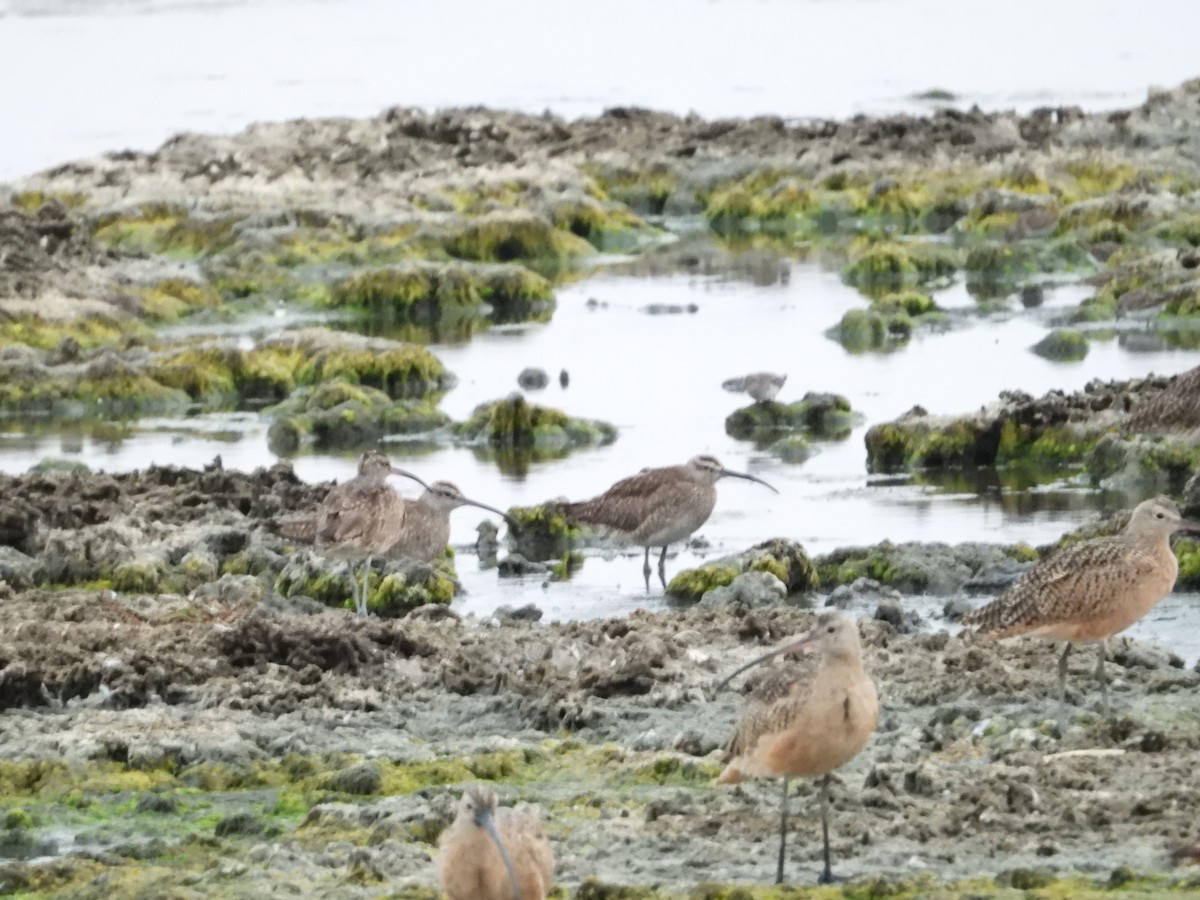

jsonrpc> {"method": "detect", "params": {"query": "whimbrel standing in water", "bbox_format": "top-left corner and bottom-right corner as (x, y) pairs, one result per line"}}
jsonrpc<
(274, 450), (425, 616)
(383, 480), (516, 563)
(960, 496), (1200, 729)
(437, 785), (555, 900)
(723, 372), (788, 404)
(562, 454), (778, 590)
(716, 611), (878, 885)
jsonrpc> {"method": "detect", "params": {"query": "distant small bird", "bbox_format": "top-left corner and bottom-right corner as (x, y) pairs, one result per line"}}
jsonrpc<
(960, 496), (1200, 729)
(438, 786), (555, 900)
(562, 454), (778, 590)
(723, 372), (787, 404)
(383, 480), (516, 563)
(716, 611), (878, 885)
(272, 450), (424, 616)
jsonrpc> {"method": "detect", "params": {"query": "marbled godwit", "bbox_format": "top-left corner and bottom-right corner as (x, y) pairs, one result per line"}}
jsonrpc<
(716, 611), (878, 884)
(960, 496), (1200, 728)
(437, 785), (554, 900)
(383, 480), (516, 563)
(723, 372), (788, 404)
(274, 450), (425, 616)
(562, 455), (778, 590)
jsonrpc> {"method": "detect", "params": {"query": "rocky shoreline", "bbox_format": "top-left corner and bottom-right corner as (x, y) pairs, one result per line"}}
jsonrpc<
(5, 81), (1200, 897)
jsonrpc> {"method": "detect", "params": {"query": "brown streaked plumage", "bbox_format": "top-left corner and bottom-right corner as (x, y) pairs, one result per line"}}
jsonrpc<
(273, 450), (427, 616)
(723, 371), (788, 404)
(562, 454), (778, 590)
(716, 611), (878, 885)
(383, 480), (515, 563)
(961, 496), (1200, 728)
(1125, 365), (1200, 434)
(437, 785), (554, 900)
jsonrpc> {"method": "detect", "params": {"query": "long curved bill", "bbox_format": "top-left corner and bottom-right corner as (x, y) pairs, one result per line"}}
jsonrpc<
(464, 496), (521, 531)
(390, 467), (431, 491)
(715, 631), (816, 693)
(1176, 518), (1200, 533)
(477, 806), (522, 900)
(719, 467), (779, 494)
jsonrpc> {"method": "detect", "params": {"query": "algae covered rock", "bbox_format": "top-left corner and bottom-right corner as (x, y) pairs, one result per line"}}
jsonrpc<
(725, 390), (860, 446)
(667, 538), (818, 601)
(454, 393), (616, 453)
(274, 550), (456, 615)
(266, 379), (450, 454)
(1032, 328), (1089, 362)
(504, 501), (581, 561)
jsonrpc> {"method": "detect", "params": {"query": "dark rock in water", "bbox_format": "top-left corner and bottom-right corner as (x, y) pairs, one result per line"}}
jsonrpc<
(475, 520), (500, 566)
(517, 367), (549, 390)
(494, 603), (544, 623)
(328, 761), (382, 795)
(642, 303), (698, 315)
(943, 597), (976, 621)
(559, 368), (570, 388)
(874, 597), (905, 628)
(1019, 284), (1045, 307)
(497, 553), (549, 577)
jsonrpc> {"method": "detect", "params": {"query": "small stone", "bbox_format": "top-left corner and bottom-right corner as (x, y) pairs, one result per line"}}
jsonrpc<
(698, 571), (786, 608)
(559, 368), (569, 388)
(493, 603), (544, 623)
(497, 553), (548, 577)
(517, 367), (549, 390)
(874, 597), (904, 628)
(328, 762), (382, 796)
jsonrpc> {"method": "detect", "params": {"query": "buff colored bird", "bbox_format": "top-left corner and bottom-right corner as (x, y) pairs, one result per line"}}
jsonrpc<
(960, 496), (1200, 728)
(437, 786), (554, 900)
(716, 611), (878, 885)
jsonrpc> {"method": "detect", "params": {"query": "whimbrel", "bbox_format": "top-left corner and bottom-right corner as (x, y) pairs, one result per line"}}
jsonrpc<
(723, 372), (787, 404)
(562, 454), (778, 590)
(960, 496), (1200, 729)
(274, 450), (425, 616)
(383, 479), (516, 563)
(716, 611), (878, 884)
(437, 785), (555, 900)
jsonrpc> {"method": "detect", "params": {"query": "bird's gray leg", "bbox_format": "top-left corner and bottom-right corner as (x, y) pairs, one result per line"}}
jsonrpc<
(775, 776), (790, 886)
(657, 546), (668, 589)
(1057, 642), (1072, 732)
(358, 555), (372, 617)
(642, 547), (652, 593)
(1095, 640), (1109, 718)
(818, 773), (835, 885)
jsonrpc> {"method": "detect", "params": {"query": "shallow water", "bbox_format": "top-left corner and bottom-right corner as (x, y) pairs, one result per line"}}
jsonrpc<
(2, 0), (1200, 180)
(3, 253), (1200, 660)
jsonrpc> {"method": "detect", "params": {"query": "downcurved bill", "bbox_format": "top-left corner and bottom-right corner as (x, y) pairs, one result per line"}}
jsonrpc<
(715, 631), (817, 693)
(1177, 518), (1200, 533)
(476, 806), (522, 900)
(464, 497), (522, 531)
(719, 467), (780, 494)
(390, 467), (431, 491)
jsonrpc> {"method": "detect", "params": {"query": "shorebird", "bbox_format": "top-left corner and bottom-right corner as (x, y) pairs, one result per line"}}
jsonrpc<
(274, 450), (424, 616)
(723, 372), (788, 404)
(716, 611), (878, 885)
(562, 454), (778, 590)
(437, 785), (555, 900)
(383, 479), (516, 563)
(960, 496), (1200, 729)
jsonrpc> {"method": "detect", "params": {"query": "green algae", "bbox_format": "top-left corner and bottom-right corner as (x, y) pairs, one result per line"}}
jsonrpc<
(11, 189), (88, 211)
(297, 343), (446, 400)
(0, 314), (134, 351)
(124, 277), (222, 321)
(92, 205), (238, 258)
(273, 553), (457, 613)
(725, 393), (859, 445)
(445, 209), (594, 262)
(454, 395), (616, 452)
(506, 502), (582, 561)
(147, 344), (306, 405)
(664, 564), (737, 601)
(1031, 329), (1089, 362)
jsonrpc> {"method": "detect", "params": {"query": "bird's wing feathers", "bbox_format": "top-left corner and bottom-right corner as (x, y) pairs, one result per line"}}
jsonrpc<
(565, 467), (683, 533)
(723, 654), (820, 763)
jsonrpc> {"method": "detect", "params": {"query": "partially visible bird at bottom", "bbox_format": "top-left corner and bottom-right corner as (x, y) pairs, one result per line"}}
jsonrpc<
(716, 610), (878, 885)
(959, 495), (1200, 730)
(437, 785), (554, 900)
(562, 454), (778, 591)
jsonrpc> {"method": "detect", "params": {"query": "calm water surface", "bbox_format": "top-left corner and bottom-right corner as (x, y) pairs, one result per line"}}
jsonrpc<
(1, 0), (1199, 179)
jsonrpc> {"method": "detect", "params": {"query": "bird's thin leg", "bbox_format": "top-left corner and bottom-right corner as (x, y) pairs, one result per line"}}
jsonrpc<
(775, 776), (790, 886)
(358, 555), (372, 617)
(657, 546), (668, 589)
(818, 773), (835, 885)
(1095, 640), (1109, 718)
(1057, 642), (1072, 732)
(642, 547), (651, 593)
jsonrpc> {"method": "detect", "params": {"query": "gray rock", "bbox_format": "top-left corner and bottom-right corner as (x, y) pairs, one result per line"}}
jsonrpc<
(874, 597), (905, 628)
(497, 553), (548, 577)
(698, 570), (786, 608)
(493, 603), (544, 623)
(963, 558), (1031, 594)
(0, 546), (36, 591)
(517, 367), (549, 390)
(328, 762), (382, 796)
(943, 597), (976, 621)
